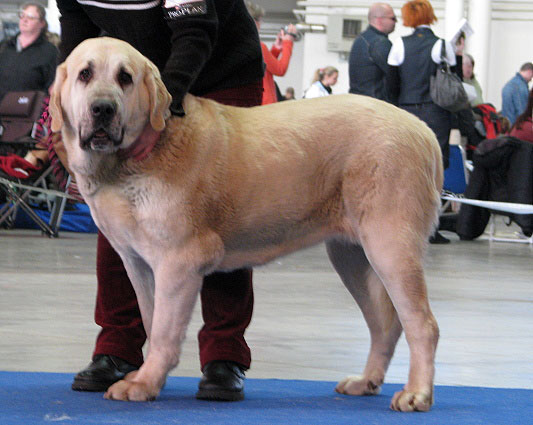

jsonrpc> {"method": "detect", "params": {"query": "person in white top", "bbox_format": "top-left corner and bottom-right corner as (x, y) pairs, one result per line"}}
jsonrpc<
(304, 66), (339, 98)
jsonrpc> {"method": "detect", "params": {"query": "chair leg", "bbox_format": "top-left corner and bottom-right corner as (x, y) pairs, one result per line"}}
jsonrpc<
(0, 183), (56, 236)
(48, 175), (73, 237)
(0, 168), (71, 237)
(48, 194), (68, 237)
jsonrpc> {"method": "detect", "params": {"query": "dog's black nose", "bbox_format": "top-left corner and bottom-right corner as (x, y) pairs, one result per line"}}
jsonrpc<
(91, 100), (116, 124)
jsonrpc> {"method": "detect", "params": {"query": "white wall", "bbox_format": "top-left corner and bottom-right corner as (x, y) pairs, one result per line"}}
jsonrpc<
(488, 19), (533, 110)
(45, 0), (60, 35)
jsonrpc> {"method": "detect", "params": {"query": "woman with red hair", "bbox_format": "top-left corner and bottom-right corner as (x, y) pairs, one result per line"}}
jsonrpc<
(387, 0), (462, 244)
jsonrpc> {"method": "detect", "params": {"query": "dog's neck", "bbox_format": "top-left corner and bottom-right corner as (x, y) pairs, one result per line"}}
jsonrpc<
(73, 153), (120, 198)
(118, 123), (161, 161)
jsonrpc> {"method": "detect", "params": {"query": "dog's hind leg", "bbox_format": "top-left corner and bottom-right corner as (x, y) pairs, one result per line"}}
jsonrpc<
(326, 239), (402, 397)
(356, 219), (438, 412)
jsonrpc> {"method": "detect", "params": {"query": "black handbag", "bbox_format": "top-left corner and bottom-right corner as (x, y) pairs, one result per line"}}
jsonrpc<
(430, 39), (469, 113)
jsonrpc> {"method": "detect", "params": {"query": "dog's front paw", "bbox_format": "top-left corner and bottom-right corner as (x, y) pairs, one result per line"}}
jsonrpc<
(390, 388), (433, 412)
(335, 375), (382, 396)
(104, 379), (159, 402)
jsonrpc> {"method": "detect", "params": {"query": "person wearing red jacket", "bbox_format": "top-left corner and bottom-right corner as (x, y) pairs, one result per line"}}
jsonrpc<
(246, 2), (296, 104)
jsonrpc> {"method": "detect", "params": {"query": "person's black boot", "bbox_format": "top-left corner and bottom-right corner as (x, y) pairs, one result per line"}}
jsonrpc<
(71, 354), (139, 392)
(196, 361), (246, 401)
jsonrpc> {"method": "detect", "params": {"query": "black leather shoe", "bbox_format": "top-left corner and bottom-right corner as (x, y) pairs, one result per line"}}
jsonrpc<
(196, 361), (246, 401)
(429, 231), (451, 244)
(71, 355), (139, 392)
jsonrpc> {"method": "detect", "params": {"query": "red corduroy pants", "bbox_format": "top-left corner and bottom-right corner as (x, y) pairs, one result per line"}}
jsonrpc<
(93, 81), (263, 370)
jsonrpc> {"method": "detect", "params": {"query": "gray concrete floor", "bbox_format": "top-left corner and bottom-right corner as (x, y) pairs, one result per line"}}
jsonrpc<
(1, 218), (532, 390)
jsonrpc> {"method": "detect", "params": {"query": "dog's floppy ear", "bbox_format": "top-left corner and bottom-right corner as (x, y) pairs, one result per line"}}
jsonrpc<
(49, 63), (67, 133)
(144, 62), (172, 132)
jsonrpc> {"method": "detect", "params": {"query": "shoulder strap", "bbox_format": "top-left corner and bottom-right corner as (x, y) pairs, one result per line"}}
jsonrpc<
(440, 38), (446, 62)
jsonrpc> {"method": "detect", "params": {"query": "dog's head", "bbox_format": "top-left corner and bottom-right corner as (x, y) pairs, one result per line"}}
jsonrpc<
(50, 37), (171, 160)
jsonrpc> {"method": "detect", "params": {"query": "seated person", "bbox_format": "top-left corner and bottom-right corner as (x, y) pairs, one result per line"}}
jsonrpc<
(462, 53), (483, 107)
(0, 3), (58, 167)
(0, 2), (58, 103)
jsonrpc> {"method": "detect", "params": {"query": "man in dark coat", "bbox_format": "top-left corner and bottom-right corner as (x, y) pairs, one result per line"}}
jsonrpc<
(348, 2), (396, 102)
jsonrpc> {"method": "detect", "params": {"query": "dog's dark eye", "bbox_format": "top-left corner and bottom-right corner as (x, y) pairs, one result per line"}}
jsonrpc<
(78, 68), (92, 83)
(118, 70), (133, 87)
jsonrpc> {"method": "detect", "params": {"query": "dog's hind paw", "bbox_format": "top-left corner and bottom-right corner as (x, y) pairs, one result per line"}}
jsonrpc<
(390, 388), (433, 412)
(335, 375), (382, 396)
(104, 379), (159, 402)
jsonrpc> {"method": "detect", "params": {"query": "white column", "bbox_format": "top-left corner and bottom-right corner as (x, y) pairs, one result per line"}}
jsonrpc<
(467, 0), (491, 96)
(445, 0), (465, 40)
(46, 0), (61, 35)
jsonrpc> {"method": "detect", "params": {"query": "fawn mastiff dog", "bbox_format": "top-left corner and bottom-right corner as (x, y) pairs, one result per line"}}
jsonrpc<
(50, 37), (442, 412)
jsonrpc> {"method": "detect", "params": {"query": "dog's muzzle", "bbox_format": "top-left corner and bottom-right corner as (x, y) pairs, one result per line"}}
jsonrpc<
(80, 99), (124, 151)
(80, 128), (124, 151)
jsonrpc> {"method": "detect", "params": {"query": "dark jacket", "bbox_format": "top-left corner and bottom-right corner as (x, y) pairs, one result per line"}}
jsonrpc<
(0, 32), (58, 101)
(348, 25), (392, 102)
(456, 137), (533, 239)
(57, 0), (264, 113)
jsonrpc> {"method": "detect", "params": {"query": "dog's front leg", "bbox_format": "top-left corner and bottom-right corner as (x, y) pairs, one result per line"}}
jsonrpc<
(105, 264), (203, 402)
(120, 255), (156, 338)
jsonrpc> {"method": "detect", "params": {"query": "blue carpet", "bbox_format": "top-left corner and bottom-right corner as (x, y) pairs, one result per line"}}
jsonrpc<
(0, 371), (530, 425)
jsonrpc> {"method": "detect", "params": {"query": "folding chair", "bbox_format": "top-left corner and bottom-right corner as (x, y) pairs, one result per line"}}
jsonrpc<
(0, 90), (73, 237)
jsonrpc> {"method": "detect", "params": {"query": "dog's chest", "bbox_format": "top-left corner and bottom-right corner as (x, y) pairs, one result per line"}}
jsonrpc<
(86, 180), (187, 253)
(86, 186), (140, 245)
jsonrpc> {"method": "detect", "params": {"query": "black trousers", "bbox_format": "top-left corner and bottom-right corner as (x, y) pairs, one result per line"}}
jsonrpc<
(401, 102), (451, 169)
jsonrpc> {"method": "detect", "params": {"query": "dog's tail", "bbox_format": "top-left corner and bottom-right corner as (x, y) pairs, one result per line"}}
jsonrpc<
(431, 137), (444, 233)
(397, 124), (443, 241)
